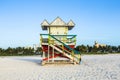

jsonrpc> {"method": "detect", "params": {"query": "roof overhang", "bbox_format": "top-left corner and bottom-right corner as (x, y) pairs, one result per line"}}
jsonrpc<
(41, 25), (74, 30)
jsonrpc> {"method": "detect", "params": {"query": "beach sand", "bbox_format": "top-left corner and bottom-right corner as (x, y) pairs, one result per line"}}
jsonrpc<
(0, 54), (120, 80)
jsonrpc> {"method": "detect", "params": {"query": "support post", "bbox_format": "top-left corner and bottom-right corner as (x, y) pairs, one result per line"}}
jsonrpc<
(43, 51), (45, 59)
(52, 46), (54, 62)
(48, 45), (49, 62)
(72, 50), (74, 62)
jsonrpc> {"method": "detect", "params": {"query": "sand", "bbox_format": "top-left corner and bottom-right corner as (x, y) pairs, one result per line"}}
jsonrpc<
(0, 54), (120, 80)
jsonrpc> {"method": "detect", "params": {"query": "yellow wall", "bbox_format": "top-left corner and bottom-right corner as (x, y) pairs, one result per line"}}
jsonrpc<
(49, 27), (68, 35)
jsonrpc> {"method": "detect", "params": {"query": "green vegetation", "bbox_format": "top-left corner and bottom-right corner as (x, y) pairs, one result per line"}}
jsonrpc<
(0, 45), (120, 56)
(75, 45), (120, 54)
(0, 47), (42, 56)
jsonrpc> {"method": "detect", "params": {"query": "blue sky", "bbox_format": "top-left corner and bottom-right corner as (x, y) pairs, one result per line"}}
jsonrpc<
(0, 0), (120, 48)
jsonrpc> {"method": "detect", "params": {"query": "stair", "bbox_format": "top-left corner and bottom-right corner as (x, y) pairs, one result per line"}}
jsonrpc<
(41, 34), (81, 64)
(50, 35), (80, 54)
(50, 35), (81, 62)
(50, 44), (80, 64)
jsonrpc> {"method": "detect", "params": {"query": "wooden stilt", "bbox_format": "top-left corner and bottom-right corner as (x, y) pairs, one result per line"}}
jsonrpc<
(48, 45), (49, 62)
(43, 51), (45, 59)
(52, 47), (54, 62)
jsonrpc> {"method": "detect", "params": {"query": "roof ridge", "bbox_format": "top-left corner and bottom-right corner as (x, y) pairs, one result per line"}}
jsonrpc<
(50, 17), (66, 25)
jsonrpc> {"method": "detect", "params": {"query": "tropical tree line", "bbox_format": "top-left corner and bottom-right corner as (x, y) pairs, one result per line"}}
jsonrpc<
(75, 45), (120, 54)
(0, 47), (42, 56)
(0, 45), (120, 56)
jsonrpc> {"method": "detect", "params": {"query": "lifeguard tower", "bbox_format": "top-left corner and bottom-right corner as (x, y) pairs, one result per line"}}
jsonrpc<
(40, 17), (81, 65)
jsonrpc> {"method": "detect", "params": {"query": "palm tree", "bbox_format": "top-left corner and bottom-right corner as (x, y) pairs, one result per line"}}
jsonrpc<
(87, 45), (92, 53)
(92, 46), (98, 53)
(5, 47), (13, 55)
(0, 48), (4, 55)
(118, 45), (120, 52)
(0, 48), (3, 53)
(76, 45), (87, 53)
(111, 46), (118, 53)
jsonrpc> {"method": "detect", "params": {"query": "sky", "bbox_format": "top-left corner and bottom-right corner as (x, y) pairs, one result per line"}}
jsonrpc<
(0, 0), (120, 48)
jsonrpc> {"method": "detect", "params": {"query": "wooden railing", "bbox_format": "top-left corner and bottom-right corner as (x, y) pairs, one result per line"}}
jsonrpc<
(40, 34), (76, 45)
